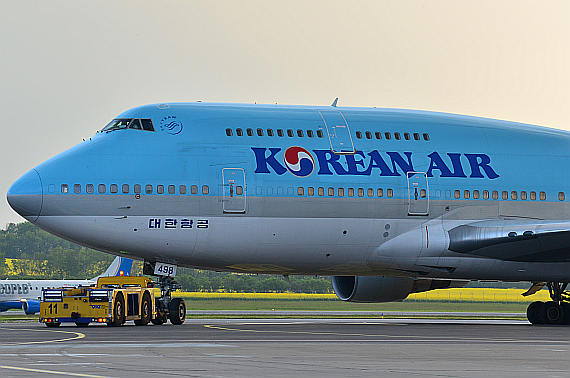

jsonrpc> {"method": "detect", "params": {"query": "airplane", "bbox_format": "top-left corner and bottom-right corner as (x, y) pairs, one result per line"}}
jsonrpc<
(0, 256), (133, 314)
(6, 101), (570, 325)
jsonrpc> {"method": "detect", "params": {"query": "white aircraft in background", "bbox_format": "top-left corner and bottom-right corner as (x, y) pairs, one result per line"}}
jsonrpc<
(0, 256), (133, 314)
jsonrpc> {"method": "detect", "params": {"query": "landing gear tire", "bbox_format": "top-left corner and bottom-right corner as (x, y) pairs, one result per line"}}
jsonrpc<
(151, 297), (167, 325)
(562, 303), (570, 325)
(169, 298), (186, 325)
(540, 301), (564, 325)
(108, 293), (125, 327)
(527, 301), (544, 324)
(151, 312), (167, 325)
(134, 292), (152, 326)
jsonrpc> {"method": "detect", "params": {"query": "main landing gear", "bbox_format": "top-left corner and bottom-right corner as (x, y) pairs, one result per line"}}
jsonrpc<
(526, 282), (570, 325)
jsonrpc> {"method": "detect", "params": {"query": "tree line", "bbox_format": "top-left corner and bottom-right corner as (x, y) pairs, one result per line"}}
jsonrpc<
(0, 222), (333, 293)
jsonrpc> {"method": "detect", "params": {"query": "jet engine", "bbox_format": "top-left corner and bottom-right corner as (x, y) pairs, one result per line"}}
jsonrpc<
(332, 276), (467, 303)
(21, 299), (40, 314)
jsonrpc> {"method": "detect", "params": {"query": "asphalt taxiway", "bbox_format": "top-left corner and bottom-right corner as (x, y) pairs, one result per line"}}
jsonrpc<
(1, 319), (569, 378)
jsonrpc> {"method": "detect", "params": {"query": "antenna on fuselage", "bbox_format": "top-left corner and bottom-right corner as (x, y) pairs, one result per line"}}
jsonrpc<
(331, 98), (338, 107)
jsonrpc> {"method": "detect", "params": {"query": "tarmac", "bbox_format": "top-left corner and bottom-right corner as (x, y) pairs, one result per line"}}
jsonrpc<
(1, 318), (569, 378)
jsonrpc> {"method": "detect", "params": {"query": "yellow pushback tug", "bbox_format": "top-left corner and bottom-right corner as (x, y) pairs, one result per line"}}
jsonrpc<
(39, 275), (186, 327)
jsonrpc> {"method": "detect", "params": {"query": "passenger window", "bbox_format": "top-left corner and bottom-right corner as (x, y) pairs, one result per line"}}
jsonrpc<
(464, 190), (470, 199)
(356, 131), (363, 139)
(307, 130), (314, 138)
(404, 133), (410, 140)
(191, 185), (198, 194)
(365, 131), (372, 139)
(298, 187), (304, 196)
(225, 129), (233, 136)
(157, 185), (164, 194)
(277, 129), (284, 137)
(559, 192), (565, 201)
(98, 184), (106, 194)
(179, 185), (187, 195)
(246, 128), (253, 136)
(257, 128), (264, 136)
(540, 191), (546, 200)
(267, 129), (274, 137)
(530, 191), (536, 200)
(492, 191), (498, 200)
(483, 190), (489, 199)
(168, 185), (175, 194)
(473, 190), (479, 199)
(377, 188), (383, 197)
(454, 190), (460, 199)
(86, 184), (94, 194)
(423, 133), (430, 141)
(387, 189), (393, 197)
(202, 185), (209, 195)
(338, 188), (344, 197)
(318, 187), (324, 196)
(236, 128), (243, 136)
(420, 189), (427, 198)
(521, 191), (527, 200)
(394, 132), (401, 140)
(308, 187), (314, 196)
(511, 191), (517, 200)
(236, 186), (243, 195)
(141, 119), (155, 131)
(413, 133), (420, 140)
(317, 130), (324, 138)
(74, 184), (81, 194)
(110, 184), (118, 193)
(348, 188), (354, 197)
(328, 187), (334, 196)
(375, 132), (382, 139)
(129, 119), (142, 130)
(134, 184), (141, 194)
(146, 185), (153, 194)
(367, 188), (374, 197)
(287, 129), (294, 137)
(122, 184), (129, 194)
(502, 191), (508, 200)
(384, 132), (391, 140)
(358, 188), (364, 197)
(297, 129), (304, 137)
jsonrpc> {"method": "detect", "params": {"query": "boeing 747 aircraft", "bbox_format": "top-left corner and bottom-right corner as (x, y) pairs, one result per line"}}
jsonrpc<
(7, 102), (570, 325)
(0, 256), (133, 314)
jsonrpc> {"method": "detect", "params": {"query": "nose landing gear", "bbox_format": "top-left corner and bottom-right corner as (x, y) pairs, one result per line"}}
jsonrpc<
(144, 260), (186, 326)
(526, 282), (569, 325)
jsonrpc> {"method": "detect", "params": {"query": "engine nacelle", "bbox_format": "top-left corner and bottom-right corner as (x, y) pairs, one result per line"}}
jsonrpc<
(332, 276), (467, 303)
(22, 300), (40, 314)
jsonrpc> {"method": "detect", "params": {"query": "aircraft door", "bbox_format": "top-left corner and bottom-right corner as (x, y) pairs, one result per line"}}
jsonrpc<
(222, 168), (246, 213)
(318, 110), (355, 154)
(407, 172), (429, 216)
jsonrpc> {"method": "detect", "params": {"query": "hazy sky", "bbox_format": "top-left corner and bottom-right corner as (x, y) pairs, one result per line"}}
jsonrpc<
(1, 0), (569, 226)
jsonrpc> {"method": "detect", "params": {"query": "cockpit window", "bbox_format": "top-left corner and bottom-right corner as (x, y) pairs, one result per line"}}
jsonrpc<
(129, 119), (142, 130)
(102, 118), (155, 132)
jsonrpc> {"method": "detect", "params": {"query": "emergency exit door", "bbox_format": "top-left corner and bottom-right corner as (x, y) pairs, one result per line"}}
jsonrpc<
(222, 168), (246, 213)
(407, 172), (429, 215)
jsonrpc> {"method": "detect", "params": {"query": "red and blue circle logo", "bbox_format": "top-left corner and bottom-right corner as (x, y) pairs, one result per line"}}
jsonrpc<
(283, 146), (315, 177)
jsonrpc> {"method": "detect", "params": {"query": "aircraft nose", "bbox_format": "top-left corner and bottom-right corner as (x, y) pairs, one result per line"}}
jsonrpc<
(7, 169), (43, 222)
